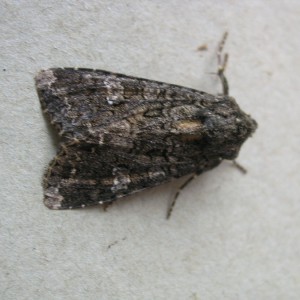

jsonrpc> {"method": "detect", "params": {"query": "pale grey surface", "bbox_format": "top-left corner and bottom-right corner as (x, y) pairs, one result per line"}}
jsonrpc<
(1, 1), (300, 299)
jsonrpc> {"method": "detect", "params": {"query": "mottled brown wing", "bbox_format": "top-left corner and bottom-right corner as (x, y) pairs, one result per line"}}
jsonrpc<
(43, 143), (221, 209)
(35, 68), (220, 147)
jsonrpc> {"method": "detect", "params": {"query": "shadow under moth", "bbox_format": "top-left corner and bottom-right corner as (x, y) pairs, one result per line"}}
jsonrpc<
(35, 33), (257, 217)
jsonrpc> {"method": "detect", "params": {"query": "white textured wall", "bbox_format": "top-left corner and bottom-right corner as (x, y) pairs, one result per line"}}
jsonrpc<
(1, 1), (300, 299)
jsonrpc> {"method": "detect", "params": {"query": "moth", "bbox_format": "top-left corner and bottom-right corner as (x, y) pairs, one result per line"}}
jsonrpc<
(35, 33), (257, 217)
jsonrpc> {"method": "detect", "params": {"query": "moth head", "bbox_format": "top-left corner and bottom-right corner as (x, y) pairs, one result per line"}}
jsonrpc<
(200, 96), (257, 160)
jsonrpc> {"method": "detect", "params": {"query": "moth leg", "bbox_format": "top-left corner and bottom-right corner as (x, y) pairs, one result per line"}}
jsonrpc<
(217, 31), (229, 96)
(167, 174), (196, 219)
(102, 200), (115, 212)
(232, 160), (247, 174)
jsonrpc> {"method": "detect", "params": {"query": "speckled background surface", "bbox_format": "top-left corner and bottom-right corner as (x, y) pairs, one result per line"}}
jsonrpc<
(1, 1), (299, 299)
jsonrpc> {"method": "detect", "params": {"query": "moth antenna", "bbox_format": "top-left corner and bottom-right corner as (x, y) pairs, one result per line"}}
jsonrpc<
(167, 174), (196, 219)
(217, 31), (229, 96)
